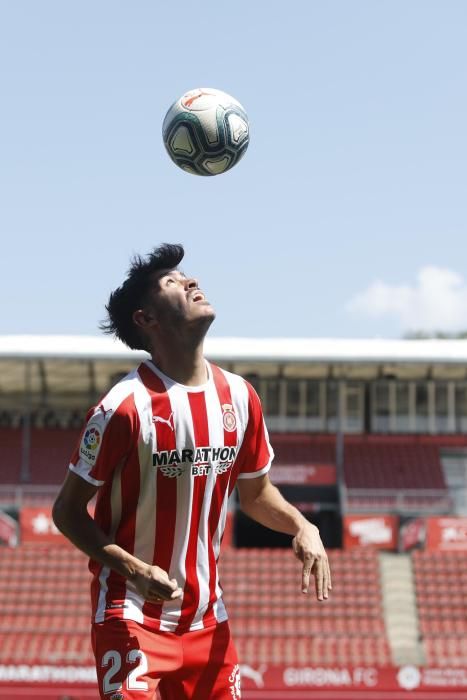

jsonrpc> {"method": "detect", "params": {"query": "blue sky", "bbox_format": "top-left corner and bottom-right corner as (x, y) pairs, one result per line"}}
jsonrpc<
(0, 1), (466, 339)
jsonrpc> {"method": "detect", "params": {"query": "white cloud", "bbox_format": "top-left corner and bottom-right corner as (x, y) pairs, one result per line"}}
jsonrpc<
(346, 266), (467, 331)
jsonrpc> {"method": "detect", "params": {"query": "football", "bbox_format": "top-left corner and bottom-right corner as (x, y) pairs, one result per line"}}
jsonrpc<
(162, 88), (249, 176)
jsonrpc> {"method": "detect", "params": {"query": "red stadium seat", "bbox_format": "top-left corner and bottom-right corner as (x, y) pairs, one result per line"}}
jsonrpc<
(412, 550), (467, 667)
(0, 544), (93, 664)
(268, 433), (462, 513)
(220, 548), (391, 665)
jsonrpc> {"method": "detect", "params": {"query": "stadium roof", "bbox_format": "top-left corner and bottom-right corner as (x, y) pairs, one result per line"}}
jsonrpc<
(1, 334), (467, 364)
(1, 335), (466, 400)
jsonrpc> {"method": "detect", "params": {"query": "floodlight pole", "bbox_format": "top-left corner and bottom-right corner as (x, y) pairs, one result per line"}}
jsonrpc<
(336, 380), (345, 510)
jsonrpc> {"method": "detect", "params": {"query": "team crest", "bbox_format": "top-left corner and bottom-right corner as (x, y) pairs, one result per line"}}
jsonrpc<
(222, 404), (237, 432)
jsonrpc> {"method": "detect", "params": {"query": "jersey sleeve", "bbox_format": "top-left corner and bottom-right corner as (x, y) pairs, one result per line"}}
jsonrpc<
(236, 382), (274, 479)
(69, 396), (137, 486)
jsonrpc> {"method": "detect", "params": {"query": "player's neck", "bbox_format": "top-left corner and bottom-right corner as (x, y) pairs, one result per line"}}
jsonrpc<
(151, 343), (208, 387)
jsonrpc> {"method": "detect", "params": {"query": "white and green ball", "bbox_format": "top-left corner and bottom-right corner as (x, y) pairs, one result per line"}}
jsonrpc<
(162, 88), (249, 176)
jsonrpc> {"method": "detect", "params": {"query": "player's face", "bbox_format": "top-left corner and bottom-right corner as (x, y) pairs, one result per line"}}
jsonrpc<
(148, 269), (216, 329)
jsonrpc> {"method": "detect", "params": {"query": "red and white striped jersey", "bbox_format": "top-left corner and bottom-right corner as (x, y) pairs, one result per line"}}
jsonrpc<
(69, 360), (273, 632)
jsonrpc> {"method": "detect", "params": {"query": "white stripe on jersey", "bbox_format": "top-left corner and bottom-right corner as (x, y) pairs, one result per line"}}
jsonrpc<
(191, 378), (225, 625)
(211, 491), (229, 624)
(158, 382), (194, 631)
(225, 370), (249, 434)
(132, 378), (158, 563)
(213, 485), (230, 612)
(95, 566), (111, 623)
(69, 463), (103, 486)
(237, 461), (272, 479)
(225, 367), (274, 480)
(237, 413), (274, 479)
(210, 369), (245, 623)
(123, 379), (156, 624)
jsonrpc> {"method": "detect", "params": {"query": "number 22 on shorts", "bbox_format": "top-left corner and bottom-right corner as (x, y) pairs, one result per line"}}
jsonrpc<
(102, 649), (149, 693)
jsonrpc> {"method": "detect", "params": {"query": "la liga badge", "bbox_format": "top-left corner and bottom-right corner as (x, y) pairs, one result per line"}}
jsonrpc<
(222, 404), (237, 432)
(79, 421), (103, 466)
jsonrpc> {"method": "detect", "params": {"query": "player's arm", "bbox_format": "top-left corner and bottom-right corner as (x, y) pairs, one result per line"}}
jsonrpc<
(236, 474), (332, 601)
(52, 471), (182, 602)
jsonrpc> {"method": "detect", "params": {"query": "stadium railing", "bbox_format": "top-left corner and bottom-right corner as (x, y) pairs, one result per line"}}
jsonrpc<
(341, 486), (453, 515)
(0, 484), (60, 508)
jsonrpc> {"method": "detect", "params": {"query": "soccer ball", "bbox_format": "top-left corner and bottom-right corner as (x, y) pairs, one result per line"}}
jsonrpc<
(162, 88), (249, 176)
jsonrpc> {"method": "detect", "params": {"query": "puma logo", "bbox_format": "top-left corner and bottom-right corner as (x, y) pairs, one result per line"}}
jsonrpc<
(240, 664), (267, 688)
(152, 413), (174, 431)
(182, 89), (215, 108)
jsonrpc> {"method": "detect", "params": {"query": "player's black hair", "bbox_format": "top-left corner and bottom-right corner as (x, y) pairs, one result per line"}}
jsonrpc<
(100, 243), (185, 351)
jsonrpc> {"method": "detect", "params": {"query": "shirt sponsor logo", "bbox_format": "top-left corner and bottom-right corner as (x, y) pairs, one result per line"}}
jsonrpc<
(153, 446), (238, 478)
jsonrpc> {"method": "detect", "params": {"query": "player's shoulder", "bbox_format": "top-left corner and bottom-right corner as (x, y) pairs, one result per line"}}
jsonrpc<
(92, 366), (142, 418)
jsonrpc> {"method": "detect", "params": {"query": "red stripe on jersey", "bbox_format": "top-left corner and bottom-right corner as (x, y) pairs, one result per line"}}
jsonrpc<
(176, 391), (210, 633)
(203, 364), (238, 626)
(137, 363), (178, 624)
(104, 395), (141, 609)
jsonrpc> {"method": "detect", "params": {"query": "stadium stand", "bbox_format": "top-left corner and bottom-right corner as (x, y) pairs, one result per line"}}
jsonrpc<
(28, 427), (82, 484)
(0, 428), (22, 483)
(0, 426), (80, 484)
(412, 550), (467, 667)
(2, 338), (467, 696)
(0, 544), (93, 664)
(3, 543), (466, 671)
(270, 433), (457, 487)
(270, 433), (335, 464)
(0, 544), (392, 668)
(3, 426), (465, 488)
(220, 547), (392, 666)
(265, 433), (459, 513)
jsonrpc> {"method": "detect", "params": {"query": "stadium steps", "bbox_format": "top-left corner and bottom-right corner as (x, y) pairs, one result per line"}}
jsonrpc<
(379, 552), (425, 666)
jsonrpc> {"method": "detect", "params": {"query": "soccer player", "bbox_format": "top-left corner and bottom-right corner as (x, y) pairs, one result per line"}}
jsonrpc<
(52, 244), (332, 700)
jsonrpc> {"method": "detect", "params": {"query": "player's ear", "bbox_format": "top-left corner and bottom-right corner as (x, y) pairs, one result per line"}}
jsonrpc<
(133, 308), (157, 330)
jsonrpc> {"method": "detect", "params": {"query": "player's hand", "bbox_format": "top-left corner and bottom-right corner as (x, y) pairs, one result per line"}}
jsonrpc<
(133, 564), (183, 603)
(292, 523), (332, 601)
